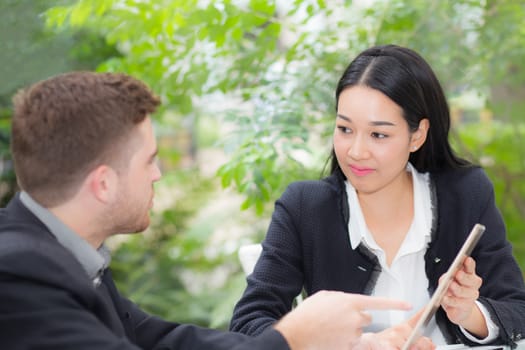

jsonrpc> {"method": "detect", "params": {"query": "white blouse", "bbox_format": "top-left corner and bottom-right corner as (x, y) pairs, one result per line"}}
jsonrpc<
(345, 162), (497, 345)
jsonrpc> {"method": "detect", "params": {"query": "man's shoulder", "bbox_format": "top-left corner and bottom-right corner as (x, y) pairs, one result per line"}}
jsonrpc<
(0, 227), (60, 256)
(0, 201), (59, 258)
(0, 193), (47, 232)
(0, 220), (88, 288)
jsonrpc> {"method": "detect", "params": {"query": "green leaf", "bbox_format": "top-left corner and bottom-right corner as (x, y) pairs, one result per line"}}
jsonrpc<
(250, 0), (276, 16)
(69, 1), (93, 27)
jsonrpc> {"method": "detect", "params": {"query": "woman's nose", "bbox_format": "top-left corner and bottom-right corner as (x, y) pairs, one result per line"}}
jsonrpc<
(348, 135), (369, 159)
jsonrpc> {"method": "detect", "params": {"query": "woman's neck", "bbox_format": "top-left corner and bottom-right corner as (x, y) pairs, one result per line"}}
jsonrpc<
(357, 171), (414, 265)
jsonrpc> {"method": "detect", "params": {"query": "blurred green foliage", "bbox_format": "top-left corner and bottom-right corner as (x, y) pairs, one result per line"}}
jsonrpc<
(457, 121), (525, 262)
(0, 0), (119, 205)
(2, 0), (524, 330)
(110, 169), (248, 328)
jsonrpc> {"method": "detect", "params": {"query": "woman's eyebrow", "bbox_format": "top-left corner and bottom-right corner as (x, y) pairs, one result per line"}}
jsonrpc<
(336, 114), (395, 126)
(336, 114), (351, 122)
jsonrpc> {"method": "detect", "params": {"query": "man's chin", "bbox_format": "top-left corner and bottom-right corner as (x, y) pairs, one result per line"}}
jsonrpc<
(115, 219), (150, 235)
(132, 221), (150, 234)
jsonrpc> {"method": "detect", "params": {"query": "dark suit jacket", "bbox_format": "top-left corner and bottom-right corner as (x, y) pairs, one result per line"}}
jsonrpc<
(0, 195), (289, 350)
(230, 167), (525, 347)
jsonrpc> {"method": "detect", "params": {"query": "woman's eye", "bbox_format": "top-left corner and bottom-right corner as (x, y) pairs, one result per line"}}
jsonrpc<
(337, 126), (352, 134)
(371, 132), (387, 139)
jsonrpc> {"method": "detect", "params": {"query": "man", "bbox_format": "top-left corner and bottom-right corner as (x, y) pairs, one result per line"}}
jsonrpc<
(0, 72), (410, 349)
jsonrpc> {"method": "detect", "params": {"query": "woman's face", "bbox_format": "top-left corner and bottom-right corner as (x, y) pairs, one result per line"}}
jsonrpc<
(333, 86), (427, 195)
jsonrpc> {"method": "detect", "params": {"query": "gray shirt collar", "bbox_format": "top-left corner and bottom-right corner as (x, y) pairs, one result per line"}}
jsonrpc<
(19, 191), (110, 284)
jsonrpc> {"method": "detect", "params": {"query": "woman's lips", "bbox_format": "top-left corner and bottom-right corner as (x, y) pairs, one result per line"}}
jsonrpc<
(349, 164), (374, 176)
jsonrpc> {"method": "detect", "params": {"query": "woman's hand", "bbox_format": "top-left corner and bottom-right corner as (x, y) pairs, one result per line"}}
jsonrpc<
(441, 256), (487, 337)
(352, 309), (435, 350)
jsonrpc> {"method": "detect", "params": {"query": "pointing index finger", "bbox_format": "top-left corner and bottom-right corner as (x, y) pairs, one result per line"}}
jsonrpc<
(349, 294), (412, 311)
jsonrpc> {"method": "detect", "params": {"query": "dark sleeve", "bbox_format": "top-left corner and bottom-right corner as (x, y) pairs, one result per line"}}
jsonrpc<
(153, 325), (289, 350)
(0, 254), (143, 350)
(476, 172), (525, 346)
(0, 246), (290, 350)
(114, 287), (291, 350)
(449, 169), (525, 347)
(230, 183), (305, 335)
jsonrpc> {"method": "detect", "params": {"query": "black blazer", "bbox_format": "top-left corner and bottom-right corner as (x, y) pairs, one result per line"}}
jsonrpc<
(0, 195), (289, 350)
(230, 167), (525, 347)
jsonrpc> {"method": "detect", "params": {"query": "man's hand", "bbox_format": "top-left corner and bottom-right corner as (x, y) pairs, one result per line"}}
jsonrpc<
(274, 290), (411, 350)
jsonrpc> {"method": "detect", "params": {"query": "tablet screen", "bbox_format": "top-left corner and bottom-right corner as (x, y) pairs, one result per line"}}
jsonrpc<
(401, 223), (486, 350)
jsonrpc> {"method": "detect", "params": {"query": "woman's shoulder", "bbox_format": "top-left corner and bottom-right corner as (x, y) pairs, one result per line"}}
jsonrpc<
(432, 165), (492, 187)
(431, 166), (495, 206)
(276, 174), (346, 221)
(278, 174), (344, 206)
(285, 173), (342, 195)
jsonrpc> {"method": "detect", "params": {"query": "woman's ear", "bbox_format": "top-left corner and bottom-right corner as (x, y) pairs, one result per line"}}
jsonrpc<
(86, 165), (119, 204)
(410, 118), (430, 152)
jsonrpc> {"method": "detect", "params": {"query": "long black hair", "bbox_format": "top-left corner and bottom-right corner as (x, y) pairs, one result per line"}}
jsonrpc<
(330, 44), (471, 175)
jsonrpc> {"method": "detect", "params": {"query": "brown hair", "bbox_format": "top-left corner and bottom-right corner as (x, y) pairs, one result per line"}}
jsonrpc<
(11, 71), (160, 207)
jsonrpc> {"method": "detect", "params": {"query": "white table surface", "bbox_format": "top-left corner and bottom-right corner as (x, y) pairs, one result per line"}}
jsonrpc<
(437, 340), (525, 350)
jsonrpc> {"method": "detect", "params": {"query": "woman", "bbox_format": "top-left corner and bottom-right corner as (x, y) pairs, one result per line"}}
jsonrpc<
(229, 45), (525, 348)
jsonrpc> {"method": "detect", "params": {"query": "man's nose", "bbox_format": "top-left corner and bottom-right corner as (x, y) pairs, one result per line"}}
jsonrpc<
(152, 162), (162, 182)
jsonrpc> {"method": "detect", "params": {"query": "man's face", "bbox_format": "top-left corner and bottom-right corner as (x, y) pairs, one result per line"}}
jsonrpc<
(110, 117), (161, 234)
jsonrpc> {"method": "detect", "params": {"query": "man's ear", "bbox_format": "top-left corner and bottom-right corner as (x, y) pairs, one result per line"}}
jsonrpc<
(410, 118), (430, 152)
(86, 165), (118, 204)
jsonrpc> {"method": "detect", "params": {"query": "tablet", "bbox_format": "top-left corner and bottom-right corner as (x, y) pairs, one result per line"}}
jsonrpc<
(401, 223), (486, 350)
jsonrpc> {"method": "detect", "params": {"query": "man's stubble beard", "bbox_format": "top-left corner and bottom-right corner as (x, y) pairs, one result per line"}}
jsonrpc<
(105, 190), (151, 235)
